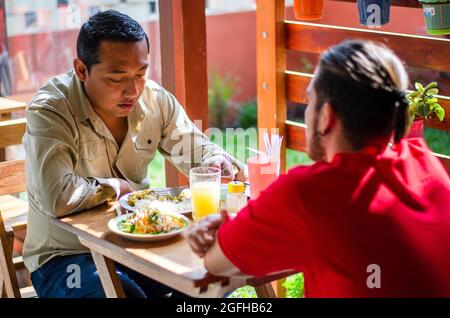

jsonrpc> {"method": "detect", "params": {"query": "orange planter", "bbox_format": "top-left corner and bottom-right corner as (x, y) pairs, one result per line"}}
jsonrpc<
(293, 0), (325, 21)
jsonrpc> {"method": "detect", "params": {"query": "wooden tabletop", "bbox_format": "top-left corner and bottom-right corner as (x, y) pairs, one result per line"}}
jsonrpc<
(0, 97), (27, 115)
(51, 201), (297, 297)
(51, 202), (245, 297)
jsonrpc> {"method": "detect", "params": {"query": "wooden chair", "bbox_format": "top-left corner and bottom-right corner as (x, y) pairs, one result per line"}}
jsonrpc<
(0, 118), (34, 297)
(0, 118), (28, 235)
(0, 98), (27, 161)
(0, 211), (35, 298)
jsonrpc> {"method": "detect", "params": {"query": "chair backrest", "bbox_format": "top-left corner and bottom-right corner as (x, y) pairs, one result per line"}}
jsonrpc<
(0, 160), (26, 196)
(0, 212), (21, 298)
(0, 118), (26, 149)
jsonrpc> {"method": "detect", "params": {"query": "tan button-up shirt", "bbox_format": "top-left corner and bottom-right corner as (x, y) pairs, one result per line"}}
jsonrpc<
(23, 70), (241, 273)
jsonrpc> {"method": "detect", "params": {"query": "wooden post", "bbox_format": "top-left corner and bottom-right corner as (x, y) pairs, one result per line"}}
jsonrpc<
(256, 0), (288, 298)
(256, 0), (287, 174)
(159, 0), (209, 187)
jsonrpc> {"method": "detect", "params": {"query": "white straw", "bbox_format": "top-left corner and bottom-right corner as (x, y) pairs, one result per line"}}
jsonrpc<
(247, 147), (268, 159)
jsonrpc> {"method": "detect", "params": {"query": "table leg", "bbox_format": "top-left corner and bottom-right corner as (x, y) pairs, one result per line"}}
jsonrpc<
(0, 113), (12, 161)
(254, 283), (277, 298)
(0, 271), (4, 297)
(90, 250), (126, 298)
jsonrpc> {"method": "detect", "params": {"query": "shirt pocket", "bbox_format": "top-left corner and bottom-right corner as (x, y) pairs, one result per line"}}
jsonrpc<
(131, 130), (161, 180)
(77, 138), (111, 177)
(134, 129), (161, 152)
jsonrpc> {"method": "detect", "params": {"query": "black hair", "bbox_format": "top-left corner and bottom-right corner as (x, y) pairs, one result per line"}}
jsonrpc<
(76, 9), (149, 71)
(314, 40), (409, 149)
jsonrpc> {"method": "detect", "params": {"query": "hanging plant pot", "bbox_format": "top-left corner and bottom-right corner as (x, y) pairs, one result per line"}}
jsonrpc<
(406, 119), (425, 139)
(293, 0), (325, 21)
(419, 0), (450, 35)
(357, 0), (391, 27)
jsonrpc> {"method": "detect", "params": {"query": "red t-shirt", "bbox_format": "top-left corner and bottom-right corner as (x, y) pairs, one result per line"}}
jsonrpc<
(218, 138), (450, 297)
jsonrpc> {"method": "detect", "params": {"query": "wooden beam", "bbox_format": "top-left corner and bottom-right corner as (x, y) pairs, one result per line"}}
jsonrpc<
(286, 121), (450, 174)
(434, 153), (450, 174)
(286, 71), (450, 131)
(159, 0), (208, 187)
(330, 0), (422, 9)
(256, 0), (288, 298)
(285, 21), (450, 73)
(286, 120), (308, 153)
(257, 0), (287, 173)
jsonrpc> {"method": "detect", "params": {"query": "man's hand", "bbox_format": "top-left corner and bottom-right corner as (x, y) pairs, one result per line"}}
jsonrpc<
(186, 210), (229, 258)
(203, 155), (234, 179)
(203, 155), (248, 182)
(118, 179), (133, 199)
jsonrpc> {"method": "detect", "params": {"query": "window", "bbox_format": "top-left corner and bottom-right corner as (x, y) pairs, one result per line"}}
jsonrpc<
(149, 1), (157, 14)
(24, 11), (36, 28)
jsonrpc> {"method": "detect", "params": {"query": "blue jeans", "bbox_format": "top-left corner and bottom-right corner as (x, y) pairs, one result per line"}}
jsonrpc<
(31, 254), (188, 298)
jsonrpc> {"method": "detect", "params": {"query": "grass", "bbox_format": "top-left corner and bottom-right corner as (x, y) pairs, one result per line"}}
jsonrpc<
(424, 128), (450, 156)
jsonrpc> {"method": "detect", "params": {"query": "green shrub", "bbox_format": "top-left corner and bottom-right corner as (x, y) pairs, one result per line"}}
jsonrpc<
(208, 71), (235, 129)
(239, 99), (257, 129)
(283, 273), (305, 298)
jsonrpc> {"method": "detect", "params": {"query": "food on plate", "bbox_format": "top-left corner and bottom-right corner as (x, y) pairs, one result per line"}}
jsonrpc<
(127, 189), (188, 207)
(118, 208), (187, 235)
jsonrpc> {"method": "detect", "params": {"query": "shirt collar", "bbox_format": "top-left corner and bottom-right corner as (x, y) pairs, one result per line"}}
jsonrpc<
(67, 69), (96, 122)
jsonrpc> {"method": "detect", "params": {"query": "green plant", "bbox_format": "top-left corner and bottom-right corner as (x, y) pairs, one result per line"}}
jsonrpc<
(407, 82), (445, 122)
(208, 71), (235, 129)
(239, 99), (257, 129)
(283, 273), (305, 298)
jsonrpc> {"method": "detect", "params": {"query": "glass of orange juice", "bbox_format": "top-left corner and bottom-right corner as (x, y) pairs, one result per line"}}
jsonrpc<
(189, 167), (221, 222)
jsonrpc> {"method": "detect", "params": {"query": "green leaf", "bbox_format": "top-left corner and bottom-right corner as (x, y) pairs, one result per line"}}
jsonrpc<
(424, 82), (438, 91)
(426, 98), (438, 105)
(435, 107), (445, 122)
(429, 103), (441, 110)
(426, 88), (439, 96)
(415, 82), (424, 92)
(407, 91), (420, 99)
(424, 103), (430, 117)
(409, 102), (419, 111)
(417, 102), (424, 116)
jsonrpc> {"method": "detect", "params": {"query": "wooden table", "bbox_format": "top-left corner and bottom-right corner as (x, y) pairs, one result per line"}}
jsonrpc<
(0, 97), (27, 161)
(0, 97), (27, 117)
(51, 202), (296, 298)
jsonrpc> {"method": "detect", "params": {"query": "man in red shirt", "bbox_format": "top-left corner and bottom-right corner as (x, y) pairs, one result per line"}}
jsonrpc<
(187, 40), (450, 297)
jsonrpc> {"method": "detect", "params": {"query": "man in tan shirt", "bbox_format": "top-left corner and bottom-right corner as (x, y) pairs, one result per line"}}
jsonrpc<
(23, 10), (245, 298)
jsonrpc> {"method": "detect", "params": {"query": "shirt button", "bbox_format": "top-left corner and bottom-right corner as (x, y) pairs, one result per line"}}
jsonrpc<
(147, 139), (152, 145)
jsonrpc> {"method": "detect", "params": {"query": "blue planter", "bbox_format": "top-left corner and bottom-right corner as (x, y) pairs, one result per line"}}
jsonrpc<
(357, 0), (391, 26)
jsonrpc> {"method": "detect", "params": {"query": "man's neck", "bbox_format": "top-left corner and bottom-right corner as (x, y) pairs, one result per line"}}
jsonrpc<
(94, 108), (128, 147)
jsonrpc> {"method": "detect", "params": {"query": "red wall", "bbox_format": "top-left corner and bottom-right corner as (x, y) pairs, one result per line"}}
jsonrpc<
(206, 10), (257, 103)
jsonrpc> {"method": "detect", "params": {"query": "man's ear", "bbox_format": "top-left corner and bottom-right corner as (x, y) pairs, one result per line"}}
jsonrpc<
(318, 102), (336, 136)
(73, 58), (88, 82)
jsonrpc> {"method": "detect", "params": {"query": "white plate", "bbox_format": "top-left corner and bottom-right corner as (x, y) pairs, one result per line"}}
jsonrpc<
(107, 212), (190, 242)
(119, 189), (192, 214)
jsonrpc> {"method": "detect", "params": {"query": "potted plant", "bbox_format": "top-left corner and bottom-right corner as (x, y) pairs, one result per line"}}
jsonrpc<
(293, 0), (324, 21)
(357, 0), (391, 27)
(406, 81), (445, 138)
(418, 0), (450, 35)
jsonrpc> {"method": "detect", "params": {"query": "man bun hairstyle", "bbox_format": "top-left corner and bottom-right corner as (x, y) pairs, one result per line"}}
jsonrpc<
(314, 40), (409, 148)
